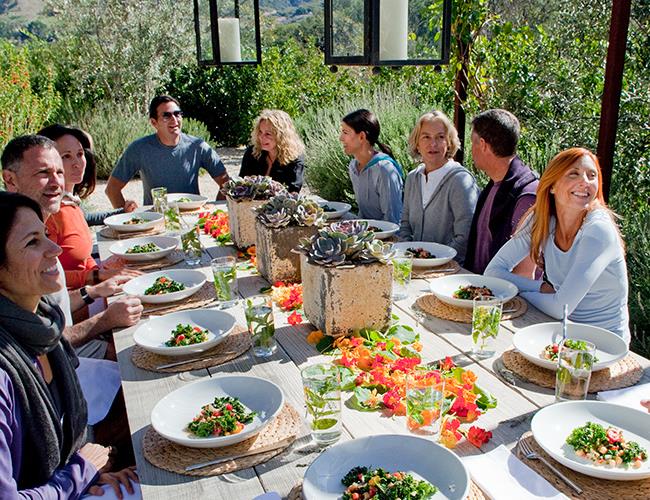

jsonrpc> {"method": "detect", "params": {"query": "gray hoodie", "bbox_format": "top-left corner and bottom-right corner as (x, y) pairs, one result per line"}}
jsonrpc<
(398, 161), (479, 264)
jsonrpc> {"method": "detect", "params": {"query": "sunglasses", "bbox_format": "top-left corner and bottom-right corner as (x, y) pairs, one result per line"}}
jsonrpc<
(160, 110), (183, 121)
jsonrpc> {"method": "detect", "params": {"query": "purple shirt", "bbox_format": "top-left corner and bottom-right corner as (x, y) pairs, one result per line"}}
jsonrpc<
(0, 368), (98, 499)
(472, 183), (535, 273)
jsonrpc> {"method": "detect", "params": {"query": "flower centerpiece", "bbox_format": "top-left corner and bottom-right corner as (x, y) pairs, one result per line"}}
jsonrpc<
(255, 194), (325, 283)
(198, 209), (230, 245)
(224, 176), (286, 248)
(296, 220), (395, 337)
(313, 324), (497, 449)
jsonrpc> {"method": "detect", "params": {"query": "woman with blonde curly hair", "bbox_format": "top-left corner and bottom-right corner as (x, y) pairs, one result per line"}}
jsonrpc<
(398, 111), (479, 264)
(239, 109), (306, 192)
(485, 147), (629, 342)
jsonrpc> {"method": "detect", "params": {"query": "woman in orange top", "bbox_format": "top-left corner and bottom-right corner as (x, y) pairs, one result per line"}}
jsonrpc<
(38, 124), (141, 289)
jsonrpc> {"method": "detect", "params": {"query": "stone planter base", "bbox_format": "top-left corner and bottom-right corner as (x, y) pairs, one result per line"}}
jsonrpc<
(256, 221), (318, 283)
(300, 255), (392, 337)
(226, 197), (266, 249)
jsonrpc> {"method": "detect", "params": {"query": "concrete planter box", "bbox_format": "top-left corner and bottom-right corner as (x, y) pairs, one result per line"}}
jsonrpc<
(255, 221), (318, 283)
(300, 255), (392, 337)
(226, 197), (266, 249)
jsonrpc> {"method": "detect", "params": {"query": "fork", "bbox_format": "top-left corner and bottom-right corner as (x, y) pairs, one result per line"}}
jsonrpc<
(517, 436), (583, 494)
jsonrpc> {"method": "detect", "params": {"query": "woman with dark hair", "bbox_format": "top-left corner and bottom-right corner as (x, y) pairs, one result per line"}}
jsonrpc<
(485, 147), (629, 342)
(38, 124), (141, 290)
(340, 109), (404, 224)
(0, 191), (138, 497)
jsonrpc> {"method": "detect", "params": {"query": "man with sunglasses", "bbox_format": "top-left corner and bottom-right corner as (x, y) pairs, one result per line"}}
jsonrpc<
(105, 95), (229, 207)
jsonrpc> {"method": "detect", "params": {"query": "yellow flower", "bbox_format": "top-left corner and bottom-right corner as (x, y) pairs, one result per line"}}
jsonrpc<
(306, 330), (324, 345)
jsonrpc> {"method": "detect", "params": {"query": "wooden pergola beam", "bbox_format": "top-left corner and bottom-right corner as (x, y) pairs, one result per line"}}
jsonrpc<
(597, 0), (631, 202)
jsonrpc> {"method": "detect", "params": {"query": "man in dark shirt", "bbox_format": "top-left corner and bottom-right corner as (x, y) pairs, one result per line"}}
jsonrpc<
(465, 109), (539, 274)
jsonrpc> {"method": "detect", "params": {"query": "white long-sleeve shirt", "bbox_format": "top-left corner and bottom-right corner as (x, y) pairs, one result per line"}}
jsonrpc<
(485, 209), (630, 343)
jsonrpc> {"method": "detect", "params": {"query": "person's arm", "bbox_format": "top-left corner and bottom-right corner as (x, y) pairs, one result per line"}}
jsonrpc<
(83, 207), (124, 227)
(377, 162), (404, 224)
(518, 220), (622, 319)
(104, 176), (130, 209)
(284, 156), (304, 193)
(511, 194), (536, 233)
(0, 373), (98, 499)
(397, 174), (414, 241)
(202, 142), (229, 200)
(446, 173), (479, 263)
(484, 220), (542, 292)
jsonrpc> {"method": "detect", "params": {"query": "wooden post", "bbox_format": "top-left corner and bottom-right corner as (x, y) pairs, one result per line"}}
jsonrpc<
(597, 0), (631, 202)
(453, 39), (469, 165)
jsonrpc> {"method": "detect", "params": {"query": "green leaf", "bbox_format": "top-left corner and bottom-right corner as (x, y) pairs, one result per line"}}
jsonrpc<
(473, 384), (498, 410)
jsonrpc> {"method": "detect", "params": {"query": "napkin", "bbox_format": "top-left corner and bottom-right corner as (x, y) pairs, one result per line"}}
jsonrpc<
(81, 479), (141, 499)
(463, 445), (569, 500)
(598, 382), (650, 412)
(252, 493), (281, 500)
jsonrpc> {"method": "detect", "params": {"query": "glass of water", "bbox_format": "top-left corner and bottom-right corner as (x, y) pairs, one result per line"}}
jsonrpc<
(245, 295), (276, 357)
(301, 363), (342, 446)
(471, 296), (502, 359)
(406, 370), (445, 437)
(391, 252), (413, 301)
(151, 187), (168, 213)
(211, 256), (238, 308)
(180, 225), (202, 266)
(555, 338), (596, 402)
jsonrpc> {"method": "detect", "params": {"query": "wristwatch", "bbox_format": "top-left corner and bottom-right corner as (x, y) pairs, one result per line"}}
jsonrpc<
(80, 286), (95, 305)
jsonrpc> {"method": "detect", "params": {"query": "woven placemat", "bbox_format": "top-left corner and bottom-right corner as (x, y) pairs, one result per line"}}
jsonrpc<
(178, 206), (206, 215)
(287, 479), (486, 499)
(414, 294), (528, 323)
(412, 259), (461, 279)
(517, 432), (650, 499)
(131, 325), (251, 373)
(141, 281), (217, 316)
(502, 350), (643, 392)
(143, 403), (301, 477)
(125, 250), (185, 271)
(99, 224), (165, 240)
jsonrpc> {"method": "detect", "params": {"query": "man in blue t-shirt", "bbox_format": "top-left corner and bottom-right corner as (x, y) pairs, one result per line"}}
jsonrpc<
(105, 95), (229, 207)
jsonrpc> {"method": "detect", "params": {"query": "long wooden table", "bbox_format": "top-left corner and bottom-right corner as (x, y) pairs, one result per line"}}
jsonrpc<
(97, 212), (650, 499)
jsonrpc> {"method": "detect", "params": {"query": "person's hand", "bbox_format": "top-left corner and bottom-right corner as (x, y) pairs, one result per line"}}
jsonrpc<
(79, 443), (112, 473)
(540, 281), (555, 293)
(98, 267), (142, 283)
(88, 273), (139, 299)
(101, 255), (126, 271)
(641, 400), (650, 413)
(86, 466), (139, 499)
(123, 200), (138, 213)
(100, 296), (143, 329)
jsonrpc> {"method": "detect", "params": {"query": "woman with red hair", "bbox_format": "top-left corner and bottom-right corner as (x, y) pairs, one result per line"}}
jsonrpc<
(485, 147), (629, 342)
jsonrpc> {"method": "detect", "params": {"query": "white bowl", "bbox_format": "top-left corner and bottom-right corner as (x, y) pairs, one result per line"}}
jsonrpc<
(122, 269), (206, 304)
(392, 241), (457, 268)
(104, 211), (163, 233)
(355, 219), (399, 240)
(513, 322), (628, 372)
(167, 193), (208, 211)
(531, 401), (650, 480)
(429, 274), (519, 309)
(318, 201), (351, 220)
(109, 236), (179, 262)
(133, 309), (236, 356)
(151, 375), (285, 448)
(303, 434), (470, 499)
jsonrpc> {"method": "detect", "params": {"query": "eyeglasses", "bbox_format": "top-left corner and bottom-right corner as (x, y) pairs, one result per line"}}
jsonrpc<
(160, 110), (183, 121)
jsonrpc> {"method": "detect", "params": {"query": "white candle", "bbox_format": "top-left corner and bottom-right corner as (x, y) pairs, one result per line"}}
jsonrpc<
(379, 0), (409, 61)
(218, 17), (242, 63)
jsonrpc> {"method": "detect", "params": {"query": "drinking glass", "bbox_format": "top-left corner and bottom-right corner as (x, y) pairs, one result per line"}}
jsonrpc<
(391, 252), (413, 301)
(471, 296), (502, 359)
(406, 370), (445, 436)
(164, 204), (182, 232)
(180, 225), (202, 266)
(555, 339), (596, 402)
(151, 187), (168, 213)
(301, 363), (342, 446)
(211, 256), (238, 309)
(245, 295), (276, 357)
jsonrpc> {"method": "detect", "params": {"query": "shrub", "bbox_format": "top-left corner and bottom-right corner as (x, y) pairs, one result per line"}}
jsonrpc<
(68, 103), (213, 178)
(297, 84), (438, 205)
(0, 41), (59, 149)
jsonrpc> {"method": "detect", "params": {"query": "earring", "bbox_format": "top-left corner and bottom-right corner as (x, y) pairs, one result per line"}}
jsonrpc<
(550, 189), (555, 194)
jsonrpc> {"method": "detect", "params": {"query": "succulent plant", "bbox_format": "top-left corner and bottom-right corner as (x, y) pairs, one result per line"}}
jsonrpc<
(224, 175), (287, 201)
(256, 193), (325, 228)
(298, 222), (393, 267)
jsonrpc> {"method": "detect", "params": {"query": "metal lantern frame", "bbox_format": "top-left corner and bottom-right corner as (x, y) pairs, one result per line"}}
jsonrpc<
(193, 0), (262, 66)
(324, 0), (452, 67)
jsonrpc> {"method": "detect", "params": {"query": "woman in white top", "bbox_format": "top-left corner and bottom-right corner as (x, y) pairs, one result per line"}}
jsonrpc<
(485, 147), (629, 342)
(398, 111), (478, 264)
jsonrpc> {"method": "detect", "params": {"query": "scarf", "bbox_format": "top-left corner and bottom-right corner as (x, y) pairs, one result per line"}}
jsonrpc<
(0, 294), (88, 489)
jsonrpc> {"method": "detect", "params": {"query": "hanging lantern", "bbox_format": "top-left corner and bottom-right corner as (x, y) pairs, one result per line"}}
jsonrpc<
(193, 0), (262, 65)
(324, 0), (452, 68)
